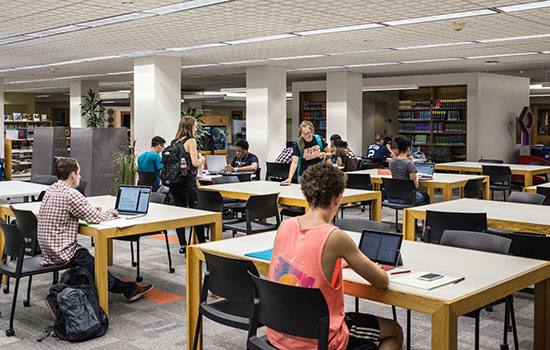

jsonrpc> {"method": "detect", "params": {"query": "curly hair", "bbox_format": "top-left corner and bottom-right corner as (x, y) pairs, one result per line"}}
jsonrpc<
(300, 162), (347, 209)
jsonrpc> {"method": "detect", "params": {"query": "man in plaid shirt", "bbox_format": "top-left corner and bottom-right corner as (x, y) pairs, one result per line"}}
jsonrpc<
(275, 146), (293, 164)
(38, 158), (153, 306)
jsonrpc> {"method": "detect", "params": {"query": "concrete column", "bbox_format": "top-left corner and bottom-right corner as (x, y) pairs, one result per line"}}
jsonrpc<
(134, 56), (181, 154)
(70, 80), (99, 127)
(0, 78), (4, 157)
(326, 71), (363, 155)
(129, 87), (134, 142)
(246, 65), (286, 175)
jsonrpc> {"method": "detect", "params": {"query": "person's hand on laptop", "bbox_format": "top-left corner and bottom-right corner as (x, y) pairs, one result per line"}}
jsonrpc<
(95, 206), (102, 211)
(224, 165), (235, 172)
(109, 209), (119, 216)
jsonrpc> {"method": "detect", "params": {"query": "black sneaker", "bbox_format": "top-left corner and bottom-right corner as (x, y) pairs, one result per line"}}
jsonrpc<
(44, 297), (57, 318)
(126, 284), (154, 302)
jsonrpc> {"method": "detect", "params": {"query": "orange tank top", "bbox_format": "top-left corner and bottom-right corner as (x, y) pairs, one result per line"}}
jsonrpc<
(267, 217), (349, 350)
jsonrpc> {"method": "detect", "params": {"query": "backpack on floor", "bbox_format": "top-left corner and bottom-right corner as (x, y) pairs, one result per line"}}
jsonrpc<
(161, 138), (190, 187)
(40, 267), (109, 343)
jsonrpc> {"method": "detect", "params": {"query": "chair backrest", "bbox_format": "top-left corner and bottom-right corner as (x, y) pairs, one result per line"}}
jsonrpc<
(212, 175), (240, 184)
(478, 159), (504, 164)
(536, 187), (550, 205)
(482, 165), (511, 183)
(137, 171), (156, 188)
(9, 206), (39, 255)
(440, 230), (511, 254)
(381, 178), (416, 202)
(334, 218), (391, 233)
(346, 173), (372, 191)
(76, 179), (88, 196)
(507, 191), (545, 205)
(529, 161), (547, 166)
(150, 192), (167, 204)
(248, 273), (330, 349)
(424, 210), (487, 244)
(195, 189), (224, 212)
(246, 193), (280, 222)
(37, 190), (46, 202)
(509, 232), (550, 260)
(518, 155), (548, 166)
(236, 173), (252, 182)
(31, 174), (57, 185)
(202, 250), (259, 303)
(0, 222), (26, 260)
(463, 178), (484, 199)
(254, 167), (261, 181)
(266, 162), (290, 181)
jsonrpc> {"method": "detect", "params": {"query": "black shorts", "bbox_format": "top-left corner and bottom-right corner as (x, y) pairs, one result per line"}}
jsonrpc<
(345, 312), (380, 350)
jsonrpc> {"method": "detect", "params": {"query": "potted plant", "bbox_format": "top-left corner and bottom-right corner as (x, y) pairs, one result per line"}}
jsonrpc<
(81, 89), (106, 128)
(112, 139), (137, 195)
(182, 107), (210, 150)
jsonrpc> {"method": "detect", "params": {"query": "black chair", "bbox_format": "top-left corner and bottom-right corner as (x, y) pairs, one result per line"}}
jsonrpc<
(191, 251), (259, 350)
(195, 189), (240, 239)
(478, 159), (504, 164)
(440, 230), (517, 350)
(423, 211), (487, 244)
(76, 178), (88, 196)
(340, 173), (372, 217)
(509, 232), (550, 261)
(482, 165), (513, 200)
(30, 174), (57, 185)
(381, 178), (416, 233)
(334, 218), (390, 233)
(223, 193), (281, 236)
(137, 171), (156, 189)
(265, 162), (290, 182)
(248, 273), (333, 350)
(113, 192), (174, 282)
(212, 175), (247, 216)
(360, 157), (384, 169)
(507, 191), (545, 205)
(0, 222), (69, 336)
(254, 167), (261, 181)
(536, 186), (550, 205)
(464, 178), (484, 199)
(212, 175), (240, 185)
(236, 173), (252, 182)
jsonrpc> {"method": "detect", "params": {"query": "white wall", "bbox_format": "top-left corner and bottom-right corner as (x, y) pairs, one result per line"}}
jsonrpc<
(362, 91), (399, 153)
(291, 80), (326, 141)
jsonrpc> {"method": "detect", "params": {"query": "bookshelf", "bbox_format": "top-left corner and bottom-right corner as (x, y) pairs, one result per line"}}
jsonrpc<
(397, 86), (467, 161)
(299, 91), (326, 139)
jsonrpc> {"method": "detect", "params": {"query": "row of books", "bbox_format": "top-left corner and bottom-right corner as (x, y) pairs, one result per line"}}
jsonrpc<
(432, 110), (463, 121)
(4, 113), (49, 121)
(433, 99), (467, 110)
(398, 100), (431, 109)
(302, 111), (325, 119)
(398, 110), (431, 120)
(303, 101), (326, 110)
(398, 123), (430, 132)
(433, 123), (466, 133)
(433, 135), (466, 145)
(410, 135), (430, 144)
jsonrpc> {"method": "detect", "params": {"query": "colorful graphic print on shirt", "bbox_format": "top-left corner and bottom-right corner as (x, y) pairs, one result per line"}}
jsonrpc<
(272, 256), (316, 287)
(302, 144), (322, 161)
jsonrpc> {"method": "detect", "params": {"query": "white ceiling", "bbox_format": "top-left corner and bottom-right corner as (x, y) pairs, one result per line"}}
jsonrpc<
(1, 0), (550, 94)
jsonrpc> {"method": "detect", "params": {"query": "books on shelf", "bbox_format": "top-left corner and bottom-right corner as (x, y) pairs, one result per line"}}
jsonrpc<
(398, 110), (431, 120)
(303, 101), (326, 110)
(433, 135), (466, 145)
(399, 123), (430, 132)
(433, 98), (467, 110)
(409, 134), (430, 144)
(398, 100), (431, 109)
(432, 122), (466, 133)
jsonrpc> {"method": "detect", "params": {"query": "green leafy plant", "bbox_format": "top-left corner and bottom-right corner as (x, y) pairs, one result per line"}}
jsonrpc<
(81, 89), (106, 128)
(182, 107), (210, 150)
(112, 139), (137, 195)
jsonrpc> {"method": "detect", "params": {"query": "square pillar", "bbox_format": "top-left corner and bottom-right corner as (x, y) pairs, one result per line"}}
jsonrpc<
(70, 80), (99, 128)
(0, 78), (4, 157)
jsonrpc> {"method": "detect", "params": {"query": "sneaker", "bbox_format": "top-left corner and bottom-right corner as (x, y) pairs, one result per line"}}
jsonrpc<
(126, 284), (154, 302)
(44, 296), (57, 318)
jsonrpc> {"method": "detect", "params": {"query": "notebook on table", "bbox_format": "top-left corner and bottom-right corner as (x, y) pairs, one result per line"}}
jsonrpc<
(115, 185), (152, 218)
(205, 155), (227, 175)
(416, 163), (434, 180)
(358, 229), (403, 271)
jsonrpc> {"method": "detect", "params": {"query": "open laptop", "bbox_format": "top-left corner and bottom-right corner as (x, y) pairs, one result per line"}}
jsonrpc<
(416, 163), (435, 180)
(115, 185), (152, 218)
(205, 155), (227, 175)
(358, 229), (403, 271)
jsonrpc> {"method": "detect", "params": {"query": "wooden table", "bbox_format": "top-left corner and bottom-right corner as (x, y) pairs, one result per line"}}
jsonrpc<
(187, 231), (550, 350)
(200, 180), (382, 221)
(525, 182), (550, 193)
(347, 169), (489, 202)
(402, 198), (550, 241)
(0, 195), (222, 315)
(435, 161), (550, 188)
(0, 180), (48, 202)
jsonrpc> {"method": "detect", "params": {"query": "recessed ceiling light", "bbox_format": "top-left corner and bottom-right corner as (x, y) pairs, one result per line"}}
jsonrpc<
(363, 84), (418, 91)
(142, 0), (232, 15)
(167, 43), (227, 51)
(326, 49), (391, 56)
(346, 62), (400, 68)
(269, 54), (327, 61)
(221, 59), (270, 65)
(293, 23), (383, 36)
(224, 34), (297, 45)
(383, 9), (496, 26)
(401, 58), (463, 64)
(395, 42), (474, 50)
(465, 52), (539, 59)
(181, 63), (220, 69)
(497, 1), (550, 12)
(477, 33), (550, 43)
(292, 66), (344, 71)
(25, 25), (82, 38)
(77, 12), (155, 27)
(0, 35), (30, 45)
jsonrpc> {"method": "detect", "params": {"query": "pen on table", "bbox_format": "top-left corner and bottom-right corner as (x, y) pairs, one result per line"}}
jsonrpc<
(453, 277), (466, 284)
(390, 270), (411, 275)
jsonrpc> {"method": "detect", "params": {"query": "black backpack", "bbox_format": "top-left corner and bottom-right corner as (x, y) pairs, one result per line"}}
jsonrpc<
(161, 138), (190, 187)
(41, 267), (109, 342)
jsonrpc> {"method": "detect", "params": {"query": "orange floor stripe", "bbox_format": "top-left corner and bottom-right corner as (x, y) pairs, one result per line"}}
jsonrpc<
(120, 279), (185, 304)
(146, 233), (180, 244)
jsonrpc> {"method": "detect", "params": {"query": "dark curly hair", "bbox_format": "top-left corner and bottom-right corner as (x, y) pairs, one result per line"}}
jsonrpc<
(300, 162), (347, 209)
(394, 135), (412, 153)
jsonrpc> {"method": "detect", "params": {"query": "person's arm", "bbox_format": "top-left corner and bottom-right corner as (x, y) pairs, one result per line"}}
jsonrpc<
(385, 145), (396, 159)
(323, 229), (388, 289)
(225, 157), (237, 172)
(155, 153), (163, 171)
(282, 156), (299, 184)
(336, 156), (344, 167)
(186, 138), (203, 168)
(235, 162), (258, 172)
(407, 161), (419, 188)
(68, 191), (117, 223)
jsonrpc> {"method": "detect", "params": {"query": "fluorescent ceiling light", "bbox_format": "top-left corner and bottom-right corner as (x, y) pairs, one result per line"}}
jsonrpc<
(220, 87), (246, 93)
(35, 95), (51, 98)
(497, 1), (550, 12)
(84, 55), (122, 62)
(143, 0), (232, 15)
(221, 59), (269, 65)
(395, 41), (474, 50)
(401, 58), (463, 64)
(530, 84), (550, 89)
(77, 12), (155, 27)
(363, 84), (418, 91)
(478, 33), (550, 43)
(224, 34), (297, 45)
(49, 59), (87, 66)
(269, 54), (327, 61)
(383, 9), (496, 26)
(0, 36), (30, 45)
(25, 25), (81, 38)
(347, 62), (400, 68)
(293, 66), (344, 71)
(168, 43), (227, 51)
(294, 23), (383, 36)
(132, 49), (172, 56)
(530, 94), (550, 97)
(327, 49), (391, 56)
(6, 71), (133, 84)
(465, 52), (539, 59)
(181, 63), (219, 69)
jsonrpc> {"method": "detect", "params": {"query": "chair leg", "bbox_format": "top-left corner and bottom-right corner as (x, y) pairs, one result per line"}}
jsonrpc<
(164, 231), (175, 273)
(355, 297), (359, 313)
(3, 276), (10, 294)
(395, 210), (400, 233)
(6, 277), (21, 336)
(392, 306), (397, 321)
(136, 239), (142, 282)
(23, 276), (32, 307)
(474, 314), (480, 350)
(502, 301), (510, 350)
(508, 297), (519, 350)
(340, 205), (344, 218)
(130, 241), (137, 267)
(53, 271), (59, 284)
(91, 237), (94, 247)
(192, 313), (203, 350)
(406, 309), (411, 350)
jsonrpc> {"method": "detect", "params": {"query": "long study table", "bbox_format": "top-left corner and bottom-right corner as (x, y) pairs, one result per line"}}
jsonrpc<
(0, 180), (49, 202)
(525, 182), (550, 193)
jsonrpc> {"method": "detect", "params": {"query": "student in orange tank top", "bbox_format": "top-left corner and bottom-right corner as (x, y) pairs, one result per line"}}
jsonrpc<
(268, 162), (403, 350)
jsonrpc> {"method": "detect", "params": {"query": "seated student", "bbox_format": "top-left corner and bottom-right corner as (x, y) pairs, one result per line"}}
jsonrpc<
(225, 139), (259, 173)
(38, 158), (153, 311)
(137, 136), (165, 191)
(275, 145), (293, 164)
(366, 134), (396, 160)
(329, 134), (342, 164)
(383, 137), (394, 157)
(269, 162), (403, 350)
(388, 136), (430, 205)
(334, 139), (358, 172)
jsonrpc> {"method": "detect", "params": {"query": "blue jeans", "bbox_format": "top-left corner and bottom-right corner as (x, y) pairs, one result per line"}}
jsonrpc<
(388, 192), (430, 205)
(71, 249), (137, 297)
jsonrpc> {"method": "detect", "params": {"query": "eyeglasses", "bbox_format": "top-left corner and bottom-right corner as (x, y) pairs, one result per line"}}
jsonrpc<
(301, 131), (313, 137)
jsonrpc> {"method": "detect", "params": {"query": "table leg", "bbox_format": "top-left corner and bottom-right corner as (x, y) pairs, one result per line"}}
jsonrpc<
(431, 305), (458, 350)
(187, 246), (203, 350)
(524, 173), (533, 188)
(0, 224), (5, 285)
(94, 233), (110, 315)
(402, 210), (416, 241)
(459, 186), (465, 198)
(373, 183), (381, 192)
(427, 188), (435, 203)
(534, 278), (550, 349)
(210, 215), (222, 241)
(370, 193), (381, 222)
(442, 186), (453, 202)
(108, 239), (113, 266)
(482, 179), (490, 200)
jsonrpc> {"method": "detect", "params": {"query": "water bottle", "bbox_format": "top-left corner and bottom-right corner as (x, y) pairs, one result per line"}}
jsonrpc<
(180, 157), (187, 169)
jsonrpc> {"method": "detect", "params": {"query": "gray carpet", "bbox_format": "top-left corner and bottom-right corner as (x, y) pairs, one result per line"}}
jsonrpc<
(0, 188), (536, 349)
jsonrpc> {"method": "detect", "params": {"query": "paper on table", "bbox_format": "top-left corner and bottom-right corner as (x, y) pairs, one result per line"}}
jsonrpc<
(391, 271), (461, 290)
(97, 218), (138, 228)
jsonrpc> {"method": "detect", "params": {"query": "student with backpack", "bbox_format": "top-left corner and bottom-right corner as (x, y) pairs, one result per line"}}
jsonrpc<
(164, 116), (206, 253)
(282, 120), (331, 184)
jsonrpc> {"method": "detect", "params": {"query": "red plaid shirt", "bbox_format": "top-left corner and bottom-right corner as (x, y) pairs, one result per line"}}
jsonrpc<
(37, 181), (116, 265)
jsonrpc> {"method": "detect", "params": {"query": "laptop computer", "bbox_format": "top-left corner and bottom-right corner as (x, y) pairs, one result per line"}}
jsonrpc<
(416, 163), (435, 180)
(358, 229), (403, 271)
(205, 155), (227, 175)
(115, 185), (152, 218)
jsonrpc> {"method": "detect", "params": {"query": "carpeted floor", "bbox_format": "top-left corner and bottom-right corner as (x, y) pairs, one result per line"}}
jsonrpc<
(0, 188), (536, 349)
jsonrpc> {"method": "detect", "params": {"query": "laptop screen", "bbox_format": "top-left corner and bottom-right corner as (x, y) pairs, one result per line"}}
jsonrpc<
(358, 229), (403, 266)
(205, 155), (227, 172)
(115, 185), (152, 214)
(416, 163), (434, 177)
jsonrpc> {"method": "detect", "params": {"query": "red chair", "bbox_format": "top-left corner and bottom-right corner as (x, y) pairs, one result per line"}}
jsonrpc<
(516, 155), (549, 184)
